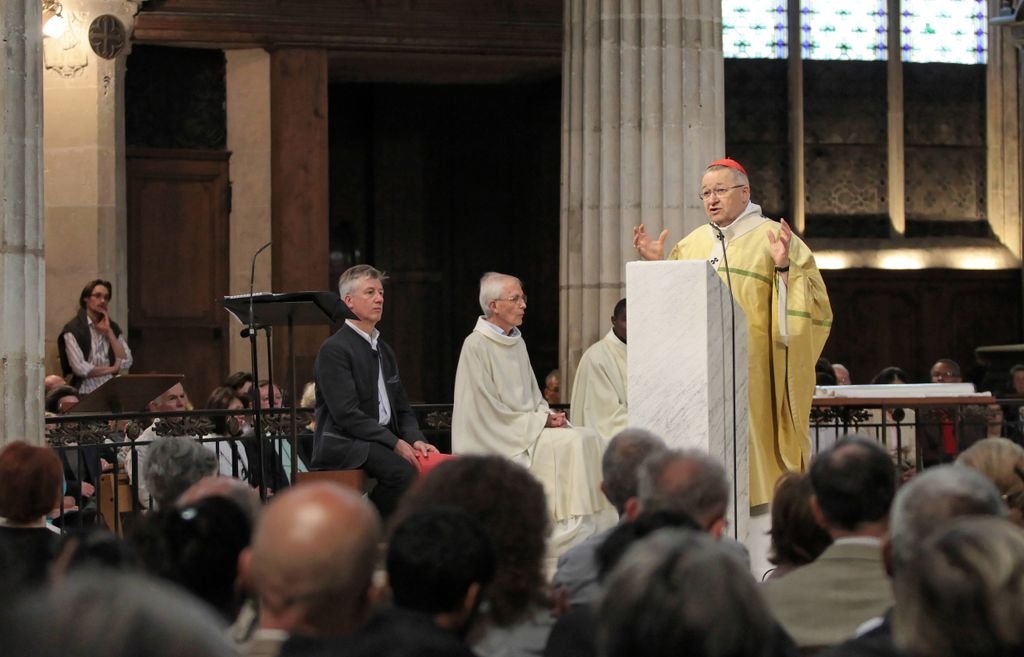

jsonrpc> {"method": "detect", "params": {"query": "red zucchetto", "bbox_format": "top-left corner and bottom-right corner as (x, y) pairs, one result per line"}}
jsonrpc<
(707, 157), (748, 176)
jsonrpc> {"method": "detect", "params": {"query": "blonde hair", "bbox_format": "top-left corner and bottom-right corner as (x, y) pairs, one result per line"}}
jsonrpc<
(300, 382), (316, 409)
(957, 438), (1024, 512)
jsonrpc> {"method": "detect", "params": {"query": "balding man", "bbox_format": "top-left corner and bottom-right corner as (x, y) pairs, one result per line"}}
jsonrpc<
(238, 482), (381, 657)
(453, 272), (614, 555)
(634, 157), (832, 507)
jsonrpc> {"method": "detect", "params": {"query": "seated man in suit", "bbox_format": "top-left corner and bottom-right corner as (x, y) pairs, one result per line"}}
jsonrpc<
(762, 434), (896, 651)
(311, 265), (436, 518)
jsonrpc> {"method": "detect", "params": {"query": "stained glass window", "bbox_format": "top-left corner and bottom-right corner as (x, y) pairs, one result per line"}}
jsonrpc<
(902, 0), (987, 64)
(801, 0), (888, 61)
(722, 0), (787, 59)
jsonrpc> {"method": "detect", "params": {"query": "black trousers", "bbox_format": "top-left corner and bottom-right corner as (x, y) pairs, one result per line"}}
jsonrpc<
(363, 441), (418, 518)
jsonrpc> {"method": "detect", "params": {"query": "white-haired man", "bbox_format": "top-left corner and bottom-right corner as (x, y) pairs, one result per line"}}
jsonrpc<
(452, 272), (613, 554)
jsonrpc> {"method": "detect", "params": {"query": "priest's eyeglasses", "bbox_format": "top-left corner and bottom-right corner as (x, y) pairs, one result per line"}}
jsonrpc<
(495, 294), (527, 305)
(699, 185), (745, 201)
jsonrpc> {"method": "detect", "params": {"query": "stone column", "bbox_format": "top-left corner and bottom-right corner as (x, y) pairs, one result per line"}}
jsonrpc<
(42, 0), (143, 374)
(559, 0), (725, 392)
(1, 0), (45, 445)
(226, 50), (273, 376)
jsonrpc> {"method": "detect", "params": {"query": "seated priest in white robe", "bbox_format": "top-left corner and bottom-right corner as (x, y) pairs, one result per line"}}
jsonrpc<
(569, 298), (628, 441)
(453, 272), (614, 556)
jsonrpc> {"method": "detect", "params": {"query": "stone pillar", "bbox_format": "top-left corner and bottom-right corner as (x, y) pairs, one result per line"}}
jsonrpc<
(1, 0), (45, 445)
(559, 0), (725, 392)
(987, 0), (1021, 258)
(43, 0), (143, 373)
(226, 50), (273, 377)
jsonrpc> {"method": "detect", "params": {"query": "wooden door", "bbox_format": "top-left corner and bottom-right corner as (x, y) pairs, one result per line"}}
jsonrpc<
(127, 149), (230, 405)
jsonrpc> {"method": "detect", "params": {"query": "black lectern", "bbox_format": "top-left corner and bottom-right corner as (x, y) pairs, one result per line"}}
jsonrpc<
(223, 291), (354, 498)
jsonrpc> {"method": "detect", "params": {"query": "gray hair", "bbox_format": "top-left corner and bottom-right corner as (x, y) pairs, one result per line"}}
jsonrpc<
(337, 264), (387, 298)
(889, 465), (1006, 572)
(0, 570), (236, 657)
(637, 449), (729, 528)
(601, 428), (666, 514)
(478, 272), (519, 316)
(598, 529), (774, 657)
(893, 516), (1024, 657)
(143, 436), (218, 510)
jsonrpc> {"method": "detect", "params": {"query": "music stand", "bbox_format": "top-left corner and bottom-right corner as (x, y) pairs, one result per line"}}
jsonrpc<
(223, 291), (353, 498)
(71, 374), (185, 414)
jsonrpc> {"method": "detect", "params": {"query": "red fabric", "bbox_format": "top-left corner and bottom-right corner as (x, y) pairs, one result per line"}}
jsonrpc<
(941, 413), (957, 455)
(708, 157), (748, 176)
(415, 451), (456, 476)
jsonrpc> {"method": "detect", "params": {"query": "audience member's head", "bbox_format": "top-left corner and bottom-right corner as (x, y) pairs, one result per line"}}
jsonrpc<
(387, 507), (496, 631)
(224, 371), (254, 404)
(258, 381), (284, 410)
(832, 363), (851, 385)
(595, 510), (701, 580)
(0, 570), (236, 657)
(600, 428), (666, 516)
(44, 374), (67, 394)
(132, 495), (253, 621)
(809, 435), (895, 535)
(598, 529), (775, 657)
(45, 384), (80, 415)
(396, 456), (549, 627)
(177, 475), (262, 527)
(77, 279), (113, 312)
(893, 517), (1024, 657)
(142, 435), (217, 510)
(1010, 364), (1024, 395)
(815, 358), (838, 386)
(240, 482), (381, 636)
(767, 472), (832, 572)
(205, 385), (247, 435)
(148, 383), (189, 413)
(929, 358), (962, 383)
(543, 370), (561, 404)
(957, 438), (1024, 524)
(51, 526), (136, 579)
(871, 366), (910, 385)
(888, 464), (1006, 574)
(636, 449), (730, 536)
(300, 381), (316, 409)
(0, 441), (63, 524)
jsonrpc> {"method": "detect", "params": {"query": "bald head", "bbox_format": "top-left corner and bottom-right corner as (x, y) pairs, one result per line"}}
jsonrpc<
(244, 483), (381, 636)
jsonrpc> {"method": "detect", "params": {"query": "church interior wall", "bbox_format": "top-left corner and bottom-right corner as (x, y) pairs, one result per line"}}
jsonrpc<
(38, 1), (1024, 403)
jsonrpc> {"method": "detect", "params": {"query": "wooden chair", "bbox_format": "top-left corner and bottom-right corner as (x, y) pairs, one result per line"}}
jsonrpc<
(293, 469), (366, 493)
(98, 471), (134, 536)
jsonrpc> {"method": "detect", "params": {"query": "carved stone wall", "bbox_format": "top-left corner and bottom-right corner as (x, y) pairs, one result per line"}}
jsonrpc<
(904, 63), (987, 227)
(724, 59), (789, 220)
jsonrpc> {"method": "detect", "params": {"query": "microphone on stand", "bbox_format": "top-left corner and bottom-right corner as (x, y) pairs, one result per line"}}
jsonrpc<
(247, 240), (271, 500)
(712, 222), (739, 541)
